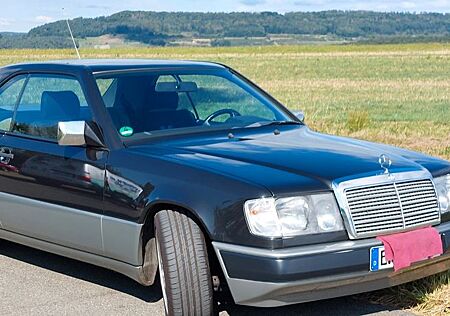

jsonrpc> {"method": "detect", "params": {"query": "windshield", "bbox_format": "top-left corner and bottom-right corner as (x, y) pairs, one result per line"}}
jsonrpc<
(95, 69), (295, 140)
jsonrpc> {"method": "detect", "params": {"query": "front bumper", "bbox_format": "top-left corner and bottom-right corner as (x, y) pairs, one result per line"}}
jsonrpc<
(212, 221), (450, 307)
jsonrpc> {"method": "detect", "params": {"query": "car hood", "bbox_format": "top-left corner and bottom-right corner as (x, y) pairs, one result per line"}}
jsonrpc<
(131, 126), (450, 194)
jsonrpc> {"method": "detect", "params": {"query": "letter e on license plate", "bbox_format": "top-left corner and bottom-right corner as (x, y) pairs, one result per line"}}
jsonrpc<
(370, 246), (394, 271)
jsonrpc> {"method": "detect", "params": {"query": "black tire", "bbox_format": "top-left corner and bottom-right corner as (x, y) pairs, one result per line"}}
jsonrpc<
(155, 210), (214, 316)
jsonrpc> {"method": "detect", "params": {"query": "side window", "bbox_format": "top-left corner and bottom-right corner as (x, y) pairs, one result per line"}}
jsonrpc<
(97, 78), (117, 108)
(11, 74), (92, 140)
(0, 75), (27, 131)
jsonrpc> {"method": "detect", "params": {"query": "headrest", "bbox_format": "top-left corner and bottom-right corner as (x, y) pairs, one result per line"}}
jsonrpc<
(150, 92), (179, 111)
(115, 76), (155, 111)
(41, 91), (80, 121)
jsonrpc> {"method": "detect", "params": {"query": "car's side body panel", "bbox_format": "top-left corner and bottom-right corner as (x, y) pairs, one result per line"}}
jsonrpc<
(0, 225), (148, 284)
(0, 133), (106, 254)
(0, 138), (144, 268)
(0, 65), (141, 267)
(101, 215), (144, 265)
(0, 191), (103, 254)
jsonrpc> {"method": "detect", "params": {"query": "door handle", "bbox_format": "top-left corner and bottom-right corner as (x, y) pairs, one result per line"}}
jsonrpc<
(0, 147), (14, 164)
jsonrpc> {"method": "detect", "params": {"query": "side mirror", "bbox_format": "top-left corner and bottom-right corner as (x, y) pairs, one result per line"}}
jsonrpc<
(57, 121), (105, 148)
(293, 111), (305, 123)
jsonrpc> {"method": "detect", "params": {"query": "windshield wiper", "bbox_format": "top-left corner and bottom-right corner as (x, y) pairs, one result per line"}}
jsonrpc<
(241, 120), (302, 129)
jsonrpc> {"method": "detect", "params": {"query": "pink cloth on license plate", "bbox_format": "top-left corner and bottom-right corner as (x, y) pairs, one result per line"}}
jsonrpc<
(376, 226), (443, 271)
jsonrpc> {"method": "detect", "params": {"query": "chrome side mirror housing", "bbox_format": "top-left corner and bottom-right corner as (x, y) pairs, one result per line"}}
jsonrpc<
(293, 111), (305, 123)
(58, 121), (105, 147)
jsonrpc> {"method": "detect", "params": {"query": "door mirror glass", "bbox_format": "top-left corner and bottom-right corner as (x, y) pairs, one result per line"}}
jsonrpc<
(58, 121), (104, 147)
(293, 111), (305, 123)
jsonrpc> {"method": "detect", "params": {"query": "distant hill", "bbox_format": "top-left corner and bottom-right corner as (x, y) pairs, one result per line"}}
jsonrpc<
(2, 11), (450, 48)
(0, 32), (74, 49)
(0, 32), (25, 36)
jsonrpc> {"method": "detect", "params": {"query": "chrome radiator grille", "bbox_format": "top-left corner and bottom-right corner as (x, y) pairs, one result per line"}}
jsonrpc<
(344, 179), (440, 238)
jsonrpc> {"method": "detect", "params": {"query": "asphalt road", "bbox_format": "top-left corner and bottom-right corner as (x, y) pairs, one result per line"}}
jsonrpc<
(0, 239), (415, 316)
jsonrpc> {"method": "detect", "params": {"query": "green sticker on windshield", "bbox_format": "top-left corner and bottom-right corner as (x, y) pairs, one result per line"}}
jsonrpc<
(119, 126), (134, 137)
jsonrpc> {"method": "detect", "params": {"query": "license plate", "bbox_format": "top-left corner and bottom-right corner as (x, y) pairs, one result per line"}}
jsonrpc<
(370, 246), (394, 271)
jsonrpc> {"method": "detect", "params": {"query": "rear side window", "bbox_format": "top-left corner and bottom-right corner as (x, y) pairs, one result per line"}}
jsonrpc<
(8, 74), (92, 140)
(0, 75), (27, 131)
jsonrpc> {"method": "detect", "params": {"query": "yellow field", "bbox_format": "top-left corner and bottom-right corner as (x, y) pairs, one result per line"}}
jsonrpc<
(1, 43), (448, 161)
(0, 43), (449, 314)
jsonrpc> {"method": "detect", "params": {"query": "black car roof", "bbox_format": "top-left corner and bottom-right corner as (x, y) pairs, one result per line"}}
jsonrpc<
(1, 59), (227, 74)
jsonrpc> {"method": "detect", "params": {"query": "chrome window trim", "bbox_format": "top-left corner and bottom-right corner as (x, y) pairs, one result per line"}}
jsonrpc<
(332, 170), (441, 239)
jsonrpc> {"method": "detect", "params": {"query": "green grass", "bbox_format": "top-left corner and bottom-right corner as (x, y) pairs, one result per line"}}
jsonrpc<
(0, 43), (449, 314)
(1, 43), (448, 160)
(358, 271), (450, 315)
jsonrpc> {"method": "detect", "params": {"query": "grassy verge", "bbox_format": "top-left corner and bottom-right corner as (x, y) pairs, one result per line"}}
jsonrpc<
(0, 43), (449, 314)
(358, 271), (450, 315)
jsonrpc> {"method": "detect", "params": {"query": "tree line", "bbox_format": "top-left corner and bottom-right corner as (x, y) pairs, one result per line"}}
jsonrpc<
(0, 33), (74, 49)
(1, 11), (449, 48)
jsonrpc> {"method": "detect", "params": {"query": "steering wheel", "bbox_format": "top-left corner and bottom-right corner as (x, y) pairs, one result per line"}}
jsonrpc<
(204, 109), (242, 126)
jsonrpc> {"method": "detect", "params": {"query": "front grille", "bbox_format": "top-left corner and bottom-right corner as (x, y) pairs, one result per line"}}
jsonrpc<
(345, 179), (440, 238)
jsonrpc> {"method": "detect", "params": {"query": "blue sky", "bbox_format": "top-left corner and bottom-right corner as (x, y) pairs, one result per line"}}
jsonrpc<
(0, 0), (449, 32)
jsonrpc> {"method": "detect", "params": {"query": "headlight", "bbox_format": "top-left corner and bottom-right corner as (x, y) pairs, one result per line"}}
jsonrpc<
(244, 193), (344, 238)
(434, 174), (450, 214)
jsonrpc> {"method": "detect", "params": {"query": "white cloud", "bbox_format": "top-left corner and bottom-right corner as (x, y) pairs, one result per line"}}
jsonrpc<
(240, 0), (266, 5)
(400, 1), (417, 9)
(291, 0), (450, 12)
(0, 18), (13, 26)
(429, 0), (450, 9)
(35, 15), (54, 23)
(85, 4), (111, 10)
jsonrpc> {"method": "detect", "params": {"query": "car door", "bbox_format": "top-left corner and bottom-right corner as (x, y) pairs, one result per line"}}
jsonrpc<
(0, 73), (107, 255)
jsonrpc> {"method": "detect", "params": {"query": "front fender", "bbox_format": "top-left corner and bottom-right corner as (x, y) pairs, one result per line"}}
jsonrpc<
(103, 149), (277, 248)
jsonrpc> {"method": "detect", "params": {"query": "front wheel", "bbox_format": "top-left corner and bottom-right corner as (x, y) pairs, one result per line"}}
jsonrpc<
(155, 210), (214, 316)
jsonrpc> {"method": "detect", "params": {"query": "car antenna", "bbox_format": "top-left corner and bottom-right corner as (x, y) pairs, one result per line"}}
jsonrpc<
(62, 7), (81, 59)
